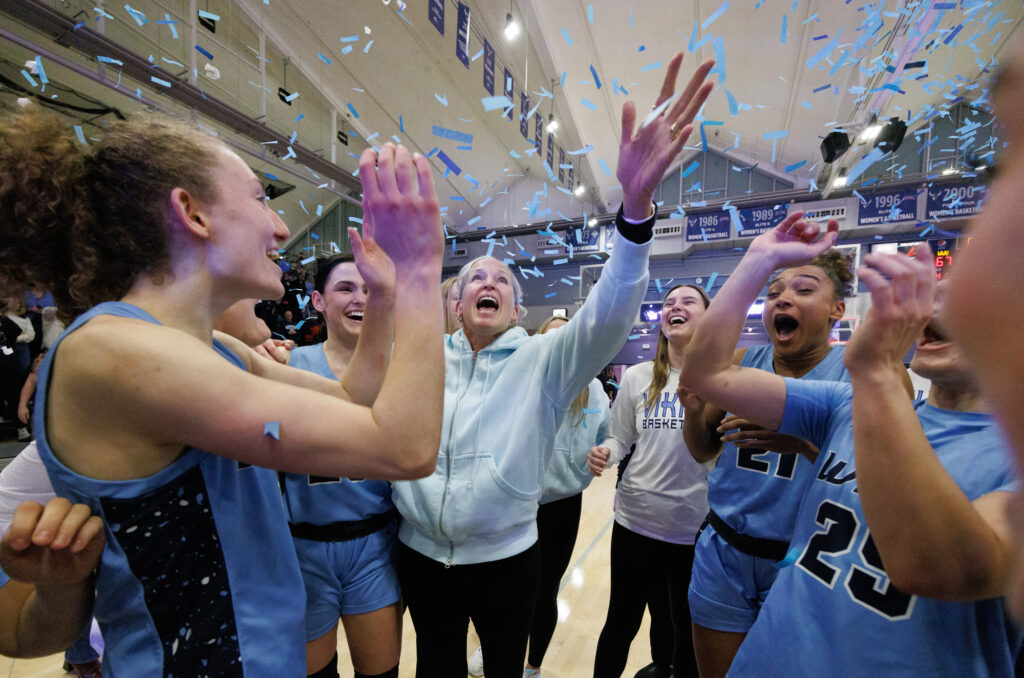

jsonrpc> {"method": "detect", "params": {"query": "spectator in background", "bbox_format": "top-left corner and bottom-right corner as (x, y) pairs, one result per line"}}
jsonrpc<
(24, 283), (54, 360)
(1, 299), (33, 438)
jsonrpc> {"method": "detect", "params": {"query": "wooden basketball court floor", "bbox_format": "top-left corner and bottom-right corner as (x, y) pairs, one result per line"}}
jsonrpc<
(4, 469), (660, 677)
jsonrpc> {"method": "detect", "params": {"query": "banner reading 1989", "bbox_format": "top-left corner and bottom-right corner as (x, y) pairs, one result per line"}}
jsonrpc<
(738, 204), (787, 235)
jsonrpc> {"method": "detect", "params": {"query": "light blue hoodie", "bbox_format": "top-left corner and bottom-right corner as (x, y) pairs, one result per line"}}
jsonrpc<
(392, 231), (651, 565)
(540, 378), (609, 504)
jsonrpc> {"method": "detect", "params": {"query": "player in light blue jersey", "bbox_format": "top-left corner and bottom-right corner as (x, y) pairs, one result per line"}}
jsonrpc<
(681, 250), (905, 678)
(284, 254), (403, 678)
(682, 215), (1019, 676)
(0, 109), (445, 677)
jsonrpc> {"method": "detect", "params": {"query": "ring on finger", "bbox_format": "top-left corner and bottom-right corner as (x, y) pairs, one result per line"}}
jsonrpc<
(669, 122), (680, 139)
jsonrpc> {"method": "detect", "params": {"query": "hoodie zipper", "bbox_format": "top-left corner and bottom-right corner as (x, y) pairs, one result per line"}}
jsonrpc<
(438, 350), (478, 568)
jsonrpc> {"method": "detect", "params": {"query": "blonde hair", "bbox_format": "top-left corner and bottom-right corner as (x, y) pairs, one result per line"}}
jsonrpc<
(440, 275), (461, 334)
(538, 315), (589, 426)
(644, 284), (711, 407)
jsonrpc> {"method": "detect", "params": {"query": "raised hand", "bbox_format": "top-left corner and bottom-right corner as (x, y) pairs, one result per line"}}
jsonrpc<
(349, 224), (397, 296)
(748, 212), (839, 269)
(618, 54), (716, 220)
(587, 446), (611, 477)
(844, 243), (936, 374)
(717, 414), (820, 461)
(358, 143), (443, 279)
(0, 498), (105, 587)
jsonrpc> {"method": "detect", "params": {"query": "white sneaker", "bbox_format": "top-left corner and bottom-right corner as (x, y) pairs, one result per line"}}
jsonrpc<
(468, 646), (484, 676)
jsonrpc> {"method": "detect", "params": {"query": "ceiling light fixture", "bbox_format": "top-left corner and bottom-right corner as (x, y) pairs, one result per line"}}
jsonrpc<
(504, 11), (520, 40)
(832, 171), (848, 188)
(547, 113), (558, 133)
(820, 130), (851, 163)
(588, 218), (598, 227)
(574, 183), (585, 197)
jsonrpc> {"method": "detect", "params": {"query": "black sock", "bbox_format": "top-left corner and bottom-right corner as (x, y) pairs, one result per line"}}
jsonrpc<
(354, 664), (398, 678)
(307, 652), (339, 678)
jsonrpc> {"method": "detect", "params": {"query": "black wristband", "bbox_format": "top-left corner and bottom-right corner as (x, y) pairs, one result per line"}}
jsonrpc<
(614, 204), (656, 244)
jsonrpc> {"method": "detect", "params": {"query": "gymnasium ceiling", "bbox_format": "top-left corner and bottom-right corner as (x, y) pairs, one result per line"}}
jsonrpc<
(2, 0), (1021, 235)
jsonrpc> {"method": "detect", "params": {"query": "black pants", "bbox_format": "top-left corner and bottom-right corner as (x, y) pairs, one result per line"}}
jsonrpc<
(527, 493), (583, 667)
(398, 542), (540, 678)
(593, 522), (698, 678)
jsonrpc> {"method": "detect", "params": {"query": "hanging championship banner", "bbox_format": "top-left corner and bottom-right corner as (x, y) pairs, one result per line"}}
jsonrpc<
(926, 182), (988, 219)
(568, 165), (574, 191)
(546, 134), (554, 170)
(520, 93), (530, 139)
(685, 212), (731, 242)
(482, 39), (495, 95)
(428, 0), (444, 35)
(857, 188), (918, 225)
(558, 147), (566, 183)
(455, 3), (471, 68)
(535, 113), (544, 156)
(504, 69), (514, 121)
(738, 203), (787, 235)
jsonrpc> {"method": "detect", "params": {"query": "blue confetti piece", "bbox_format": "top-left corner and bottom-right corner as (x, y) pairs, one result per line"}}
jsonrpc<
(567, 144), (594, 155)
(702, 1), (730, 29)
(301, 256), (316, 265)
(73, 125), (87, 145)
(431, 125), (473, 145)
(124, 4), (147, 26)
(776, 547), (800, 569)
(705, 272), (718, 292)
(785, 159), (806, 172)
(34, 57), (48, 85)
(726, 89), (739, 115)
(641, 60), (662, 72)
(150, 76), (172, 87)
(482, 95), (513, 111)
(682, 160), (700, 178)
(545, 292), (558, 298)
(590, 64), (602, 89)
(97, 55), (124, 65)
(20, 70), (38, 88)
(339, 35), (359, 42)
(346, 102), (359, 118)
(655, 278), (662, 293)
(197, 9), (219, 20)
(561, 27), (573, 46)
(599, 158), (611, 176)
(781, 14), (788, 44)
(434, 92), (449, 107)
(364, 40), (374, 53)
(581, 97), (597, 111)
(317, 52), (331, 65)
(587, 4), (594, 22)
(263, 421), (280, 439)
(553, 258), (568, 265)
(436, 150), (462, 175)
(812, 83), (831, 93)
(341, 45), (353, 55)
(164, 13), (178, 39)
(195, 44), (213, 60)
(712, 36), (727, 83)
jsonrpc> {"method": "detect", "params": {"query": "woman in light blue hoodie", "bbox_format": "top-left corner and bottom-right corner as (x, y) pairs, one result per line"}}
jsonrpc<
(391, 52), (717, 678)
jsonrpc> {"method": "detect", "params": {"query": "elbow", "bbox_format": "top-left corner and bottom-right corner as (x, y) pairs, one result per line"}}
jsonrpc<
(886, 556), (1000, 602)
(392, 440), (439, 480)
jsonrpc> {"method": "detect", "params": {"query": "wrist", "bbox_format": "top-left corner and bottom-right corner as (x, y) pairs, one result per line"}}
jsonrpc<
(622, 196), (654, 222)
(848, 361), (905, 390)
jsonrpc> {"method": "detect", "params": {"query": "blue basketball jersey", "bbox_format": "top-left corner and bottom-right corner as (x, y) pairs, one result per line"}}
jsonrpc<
(35, 302), (306, 677)
(282, 344), (393, 524)
(728, 379), (1020, 677)
(707, 344), (850, 540)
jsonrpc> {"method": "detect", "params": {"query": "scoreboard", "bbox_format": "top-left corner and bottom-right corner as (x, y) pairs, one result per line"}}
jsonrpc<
(871, 238), (962, 280)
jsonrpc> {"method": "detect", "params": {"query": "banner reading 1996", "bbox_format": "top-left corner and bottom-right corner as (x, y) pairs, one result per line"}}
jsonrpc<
(428, 0), (444, 35)
(857, 189), (918, 226)
(482, 40), (495, 95)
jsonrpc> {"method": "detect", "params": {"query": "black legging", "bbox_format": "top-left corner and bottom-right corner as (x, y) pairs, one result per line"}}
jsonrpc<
(593, 522), (698, 678)
(398, 542), (540, 678)
(526, 493), (583, 667)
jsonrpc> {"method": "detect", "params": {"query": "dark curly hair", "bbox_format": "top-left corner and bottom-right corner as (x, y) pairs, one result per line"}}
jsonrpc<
(809, 249), (855, 300)
(0, 110), (223, 321)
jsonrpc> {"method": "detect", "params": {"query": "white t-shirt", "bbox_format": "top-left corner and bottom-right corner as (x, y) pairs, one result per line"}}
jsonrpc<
(0, 443), (55, 535)
(602, 362), (709, 544)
